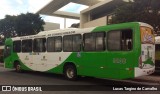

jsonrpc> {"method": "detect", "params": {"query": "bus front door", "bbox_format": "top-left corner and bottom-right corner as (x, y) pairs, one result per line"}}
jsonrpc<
(4, 45), (12, 68)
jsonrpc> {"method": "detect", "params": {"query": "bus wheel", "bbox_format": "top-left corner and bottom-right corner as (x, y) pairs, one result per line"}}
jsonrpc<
(64, 64), (77, 80)
(15, 63), (21, 72)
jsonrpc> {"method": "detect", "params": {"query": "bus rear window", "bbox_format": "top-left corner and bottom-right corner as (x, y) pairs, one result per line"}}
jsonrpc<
(140, 27), (155, 44)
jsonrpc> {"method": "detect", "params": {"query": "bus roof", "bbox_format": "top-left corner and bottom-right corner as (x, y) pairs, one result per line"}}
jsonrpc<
(138, 22), (153, 29)
(37, 28), (79, 35)
(8, 22), (153, 41)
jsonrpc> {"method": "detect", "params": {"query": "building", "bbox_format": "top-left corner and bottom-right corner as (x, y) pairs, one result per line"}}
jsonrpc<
(80, 0), (126, 28)
(37, 0), (104, 28)
(37, 0), (103, 19)
(37, 0), (127, 28)
(43, 22), (60, 31)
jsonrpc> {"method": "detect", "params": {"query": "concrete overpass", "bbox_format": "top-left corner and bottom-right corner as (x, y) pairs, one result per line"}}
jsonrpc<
(37, 0), (104, 19)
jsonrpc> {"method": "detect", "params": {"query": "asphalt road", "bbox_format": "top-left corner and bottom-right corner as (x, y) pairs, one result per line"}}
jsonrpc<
(0, 66), (160, 94)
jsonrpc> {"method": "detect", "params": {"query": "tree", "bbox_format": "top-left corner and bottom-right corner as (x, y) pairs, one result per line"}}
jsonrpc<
(15, 13), (45, 36)
(0, 15), (17, 38)
(0, 13), (45, 45)
(70, 23), (79, 28)
(112, 0), (160, 32)
(0, 15), (17, 45)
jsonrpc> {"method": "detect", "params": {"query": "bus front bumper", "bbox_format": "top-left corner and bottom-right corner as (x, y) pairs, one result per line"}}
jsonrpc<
(134, 66), (155, 77)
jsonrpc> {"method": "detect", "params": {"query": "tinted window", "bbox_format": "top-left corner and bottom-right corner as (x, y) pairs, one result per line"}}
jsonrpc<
(22, 39), (32, 52)
(107, 29), (133, 51)
(73, 35), (81, 52)
(13, 41), (21, 52)
(84, 33), (96, 51)
(96, 32), (105, 51)
(47, 36), (62, 52)
(63, 35), (72, 52)
(55, 37), (62, 52)
(47, 37), (55, 52)
(33, 38), (46, 52)
(84, 32), (105, 51)
(107, 31), (121, 51)
(63, 34), (81, 52)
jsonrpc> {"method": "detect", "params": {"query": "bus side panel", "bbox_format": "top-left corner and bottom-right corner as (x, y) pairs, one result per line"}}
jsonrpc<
(105, 51), (135, 79)
(4, 53), (19, 69)
(75, 52), (107, 78)
(4, 52), (32, 71)
(46, 52), (107, 78)
(4, 57), (14, 69)
(46, 52), (107, 77)
(90, 22), (141, 79)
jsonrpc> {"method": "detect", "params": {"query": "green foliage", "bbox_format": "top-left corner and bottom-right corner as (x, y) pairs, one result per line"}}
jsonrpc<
(0, 15), (17, 38)
(112, 0), (160, 32)
(0, 13), (45, 45)
(15, 13), (45, 36)
(70, 23), (79, 28)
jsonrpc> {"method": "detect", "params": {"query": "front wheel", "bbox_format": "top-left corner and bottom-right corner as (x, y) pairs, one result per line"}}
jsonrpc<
(15, 63), (22, 72)
(64, 65), (77, 80)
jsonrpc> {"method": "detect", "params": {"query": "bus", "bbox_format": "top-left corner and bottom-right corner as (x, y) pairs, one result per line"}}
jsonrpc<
(155, 36), (160, 70)
(0, 46), (4, 62)
(4, 22), (155, 80)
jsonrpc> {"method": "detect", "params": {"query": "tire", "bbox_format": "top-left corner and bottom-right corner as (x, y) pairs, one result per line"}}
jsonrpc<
(64, 64), (77, 80)
(15, 62), (22, 72)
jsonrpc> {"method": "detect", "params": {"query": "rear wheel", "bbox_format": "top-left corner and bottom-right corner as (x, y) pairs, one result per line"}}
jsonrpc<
(64, 64), (77, 80)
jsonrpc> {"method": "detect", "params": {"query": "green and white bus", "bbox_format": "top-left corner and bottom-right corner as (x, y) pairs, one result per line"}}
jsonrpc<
(4, 22), (155, 80)
(155, 36), (160, 69)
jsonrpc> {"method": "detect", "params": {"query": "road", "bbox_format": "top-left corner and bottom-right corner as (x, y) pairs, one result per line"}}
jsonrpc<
(0, 65), (160, 94)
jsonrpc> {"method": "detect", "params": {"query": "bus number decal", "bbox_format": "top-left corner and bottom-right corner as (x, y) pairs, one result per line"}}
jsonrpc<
(113, 58), (126, 64)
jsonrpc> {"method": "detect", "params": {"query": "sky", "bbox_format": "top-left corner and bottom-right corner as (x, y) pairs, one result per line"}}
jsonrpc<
(0, 0), (88, 28)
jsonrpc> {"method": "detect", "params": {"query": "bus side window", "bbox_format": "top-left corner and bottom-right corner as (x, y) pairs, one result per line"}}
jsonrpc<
(22, 39), (32, 52)
(83, 33), (96, 51)
(96, 32), (105, 51)
(107, 31), (121, 51)
(63, 34), (81, 52)
(128, 40), (132, 50)
(83, 32), (105, 51)
(33, 38), (46, 52)
(47, 37), (55, 52)
(47, 36), (62, 52)
(121, 29), (133, 51)
(13, 40), (21, 52)
(73, 34), (81, 52)
(63, 35), (73, 52)
(54, 36), (62, 52)
(42, 38), (46, 52)
(107, 29), (133, 51)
